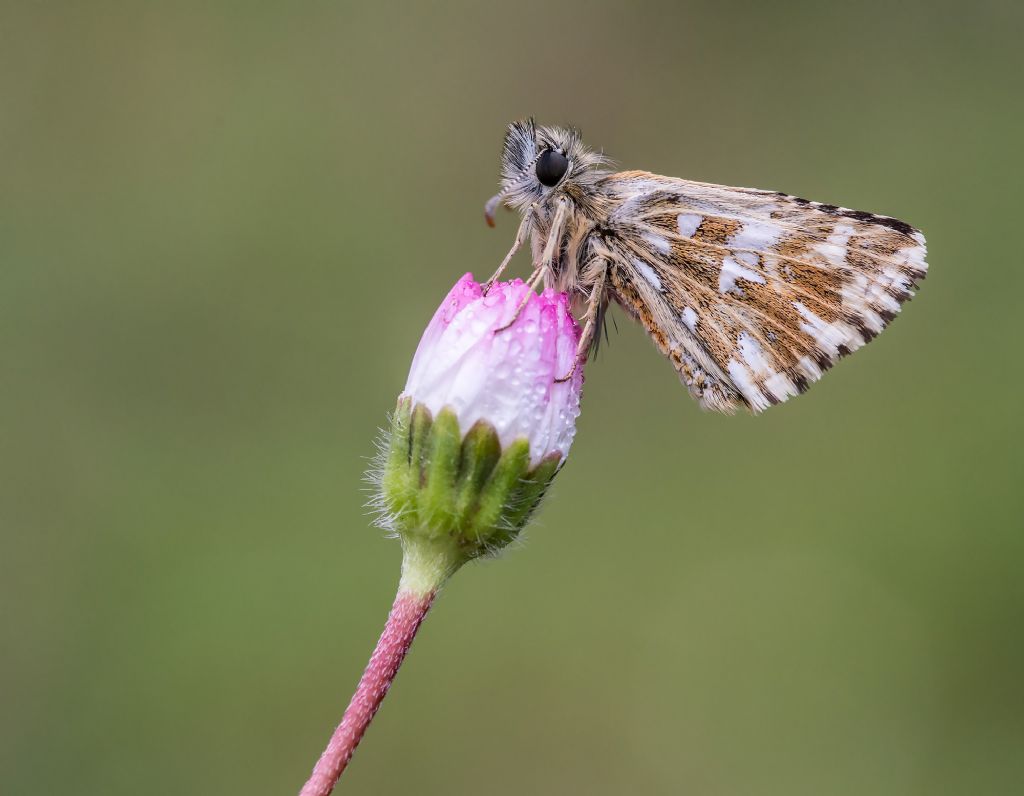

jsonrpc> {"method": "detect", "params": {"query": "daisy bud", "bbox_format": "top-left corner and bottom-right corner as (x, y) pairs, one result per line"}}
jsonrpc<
(299, 274), (584, 796)
(376, 272), (583, 593)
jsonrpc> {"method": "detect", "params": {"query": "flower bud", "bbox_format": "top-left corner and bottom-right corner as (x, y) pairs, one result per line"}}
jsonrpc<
(373, 273), (583, 591)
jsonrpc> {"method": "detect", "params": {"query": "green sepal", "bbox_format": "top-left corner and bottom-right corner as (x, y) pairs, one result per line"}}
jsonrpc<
(467, 438), (530, 546)
(499, 453), (562, 546)
(421, 409), (461, 536)
(379, 398), (416, 521)
(377, 400), (563, 563)
(455, 422), (502, 530)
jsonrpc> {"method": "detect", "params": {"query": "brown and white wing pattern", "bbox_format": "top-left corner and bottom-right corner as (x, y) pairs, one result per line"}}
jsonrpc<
(595, 171), (928, 413)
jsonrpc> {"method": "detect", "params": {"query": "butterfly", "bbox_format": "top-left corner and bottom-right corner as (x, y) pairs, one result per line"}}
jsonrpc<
(483, 119), (928, 413)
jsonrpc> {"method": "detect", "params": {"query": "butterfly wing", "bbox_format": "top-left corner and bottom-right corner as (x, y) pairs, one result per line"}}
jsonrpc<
(594, 171), (928, 413)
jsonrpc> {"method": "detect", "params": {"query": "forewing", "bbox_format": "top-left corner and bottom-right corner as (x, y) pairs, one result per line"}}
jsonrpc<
(597, 171), (928, 413)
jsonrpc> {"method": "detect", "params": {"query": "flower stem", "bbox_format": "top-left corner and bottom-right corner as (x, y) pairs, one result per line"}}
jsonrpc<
(297, 587), (435, 796)
(298, 538), (464, 796)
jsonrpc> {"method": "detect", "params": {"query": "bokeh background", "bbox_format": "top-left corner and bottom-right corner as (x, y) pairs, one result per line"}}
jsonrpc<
(2, 2), (1022, 794)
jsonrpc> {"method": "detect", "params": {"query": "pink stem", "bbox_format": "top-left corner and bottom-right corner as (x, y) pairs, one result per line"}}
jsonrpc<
(299, 589), (436, 796)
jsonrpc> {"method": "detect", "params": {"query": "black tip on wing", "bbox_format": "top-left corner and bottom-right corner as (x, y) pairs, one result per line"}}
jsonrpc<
(773, 191), (920, 238)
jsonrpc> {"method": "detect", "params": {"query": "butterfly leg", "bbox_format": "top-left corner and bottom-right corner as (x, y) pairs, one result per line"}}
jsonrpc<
(555, 261), (608, 383)
(493, 199), (569, 333)
(493, 265), (546, 333)
(484, 208), (535, 292)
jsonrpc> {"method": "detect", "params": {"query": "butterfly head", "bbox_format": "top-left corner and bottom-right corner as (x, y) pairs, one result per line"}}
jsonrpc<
(485, 119), (610, 226)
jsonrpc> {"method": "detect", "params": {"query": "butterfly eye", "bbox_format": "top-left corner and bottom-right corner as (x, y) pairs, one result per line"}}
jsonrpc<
(536, 149), (569, 187)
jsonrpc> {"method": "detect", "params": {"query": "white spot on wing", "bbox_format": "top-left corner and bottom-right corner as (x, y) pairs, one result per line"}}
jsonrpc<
(843, 271), (901, 317)
(641, 232), (671, 255)
(632, 258), (663, 292)
(764, 371), (799, 401)
(727, 359), (771, 411)
(901, 243), (928, 273)
(729, 221), (781, 252)
(681, 306), (698, 332)
(716, 221), (779, 295)
(735, 332), (798, 402)
(793, 301), (841, 354)
(798, 355), (823, 382)
(793, 301), (864, 357)
(676, 213), (702, 238)
(737, 332), (770, 376)
(813, 223), (854, 263)
(719, 256), (765, 295)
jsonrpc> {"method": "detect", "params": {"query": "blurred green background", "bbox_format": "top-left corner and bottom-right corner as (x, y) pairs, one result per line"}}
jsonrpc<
(2, 1), (1022, 794)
